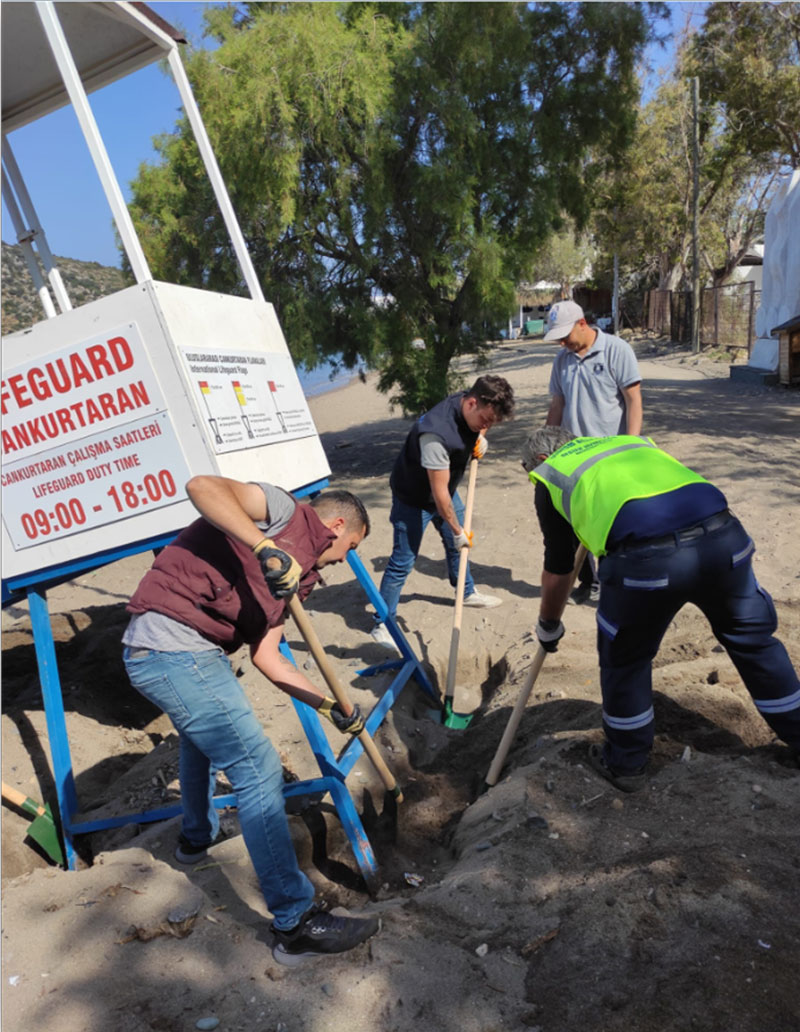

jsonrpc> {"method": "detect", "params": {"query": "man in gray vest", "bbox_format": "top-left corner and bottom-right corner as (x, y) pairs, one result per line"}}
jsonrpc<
(371, 375), (515, 648)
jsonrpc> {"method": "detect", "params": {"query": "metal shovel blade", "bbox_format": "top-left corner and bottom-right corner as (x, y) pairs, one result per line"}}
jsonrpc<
(442, 697), (474, 729)
(1, 784), (66, 867)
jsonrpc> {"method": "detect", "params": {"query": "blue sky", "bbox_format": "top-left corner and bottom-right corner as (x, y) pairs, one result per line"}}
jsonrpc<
(1, 2), (708, 271)
(1, 2), (223, 267)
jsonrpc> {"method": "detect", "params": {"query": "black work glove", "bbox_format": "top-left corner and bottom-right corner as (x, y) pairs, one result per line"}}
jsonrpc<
(536, 617), (565, 653)
(252, 538), (302, 599)
(318, 698), (365, 735)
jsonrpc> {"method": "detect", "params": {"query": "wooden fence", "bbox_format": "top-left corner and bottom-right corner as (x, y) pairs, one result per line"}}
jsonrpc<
(646, 281), (759, 355)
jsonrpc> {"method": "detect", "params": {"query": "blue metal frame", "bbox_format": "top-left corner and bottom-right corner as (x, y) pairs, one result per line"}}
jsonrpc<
(347, 551), (437, 700)
(2, 530), (180, 606)
(2, 474), (434, 888)
(3, 478), (328, 607)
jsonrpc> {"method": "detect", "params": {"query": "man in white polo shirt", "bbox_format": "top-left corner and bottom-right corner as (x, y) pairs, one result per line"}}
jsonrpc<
(544, 300), (643, 603)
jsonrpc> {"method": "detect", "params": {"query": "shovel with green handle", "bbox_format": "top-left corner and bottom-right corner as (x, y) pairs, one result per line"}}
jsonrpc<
(443, 454), (479, 728)
(2, 782), (66, 866)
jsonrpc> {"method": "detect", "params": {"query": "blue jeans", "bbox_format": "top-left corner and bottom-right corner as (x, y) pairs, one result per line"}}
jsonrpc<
(123, 647), (314, 929)
(376, 491), (476, 623)
(596, 514), (800, 772)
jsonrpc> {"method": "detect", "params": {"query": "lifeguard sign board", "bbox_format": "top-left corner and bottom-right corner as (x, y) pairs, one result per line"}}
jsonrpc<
(1, 280), (331, 580)
(1, 2), (332, 585)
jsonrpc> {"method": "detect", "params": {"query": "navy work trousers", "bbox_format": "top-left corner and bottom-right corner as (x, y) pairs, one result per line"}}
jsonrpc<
(596, 513), (800, 773)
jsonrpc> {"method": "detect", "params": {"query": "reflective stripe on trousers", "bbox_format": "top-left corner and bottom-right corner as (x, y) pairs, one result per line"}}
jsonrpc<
(595, 515), (800, 772)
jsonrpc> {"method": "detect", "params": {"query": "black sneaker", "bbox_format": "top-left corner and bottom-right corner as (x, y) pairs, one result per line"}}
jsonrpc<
(174, 830), (227, 865)
(271, 904), (380, 967)
(587, 743), (647, 793)
(567, 584), (593, 606)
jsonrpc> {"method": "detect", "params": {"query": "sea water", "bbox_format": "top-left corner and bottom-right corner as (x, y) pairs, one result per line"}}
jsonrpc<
(298, 355), (358, 398)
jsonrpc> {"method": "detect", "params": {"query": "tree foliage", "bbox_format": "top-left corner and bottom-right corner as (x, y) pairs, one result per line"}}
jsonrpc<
(527, 219), (596, 300)
(128, 2), (662, 411)
(592, 78), (780, 293)
(590, 4), (794, 296)
(687, 1), (800, 170)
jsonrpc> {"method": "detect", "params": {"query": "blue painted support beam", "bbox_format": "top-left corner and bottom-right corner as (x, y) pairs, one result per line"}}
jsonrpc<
(27, 587), (79, 870)
(291, 477), (330, 500)
(65, 777), (339, 837)
(1, 480), (330, 608)
(68, 803), (185, 836)
(2, 530), (180, 605)
(346, 550), (437, 700)
(279, 640), (380, 888)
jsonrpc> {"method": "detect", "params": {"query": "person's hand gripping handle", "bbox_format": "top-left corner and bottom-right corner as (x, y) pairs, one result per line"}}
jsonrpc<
(287, 596), (403, 802)
(253, 539), (302, 599)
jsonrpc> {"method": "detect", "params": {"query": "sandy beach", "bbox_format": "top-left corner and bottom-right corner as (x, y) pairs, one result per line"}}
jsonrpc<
(2, 333), (799, 1032)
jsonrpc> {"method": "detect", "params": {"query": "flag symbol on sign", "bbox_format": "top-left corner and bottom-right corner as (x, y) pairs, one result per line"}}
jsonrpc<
(197, 382), (222, 444)
(231, 381), (253, 438)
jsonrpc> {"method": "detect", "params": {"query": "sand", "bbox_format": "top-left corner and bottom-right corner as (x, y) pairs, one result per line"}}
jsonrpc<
(2, 334), (799, 1032)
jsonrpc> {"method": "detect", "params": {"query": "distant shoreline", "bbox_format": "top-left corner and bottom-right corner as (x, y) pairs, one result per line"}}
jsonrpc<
(300, 361), (361, 399)
(303, 372), (361, 400)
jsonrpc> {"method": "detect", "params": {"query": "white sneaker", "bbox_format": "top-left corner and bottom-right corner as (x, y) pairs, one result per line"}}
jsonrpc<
(462, 590), (502, 609)
(370, 624), (400, 651)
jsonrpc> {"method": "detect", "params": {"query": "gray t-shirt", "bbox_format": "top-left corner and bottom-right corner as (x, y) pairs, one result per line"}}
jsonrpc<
(548, 328), (641, 436)
(122, 483), (296, 652)
(419, 433), (451, 470)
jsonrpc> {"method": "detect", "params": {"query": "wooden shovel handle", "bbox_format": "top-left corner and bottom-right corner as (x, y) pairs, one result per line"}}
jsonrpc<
(445, 456), (479, 704)
(2, 782), (46, 817)
(484, 544), (589, 787)
(287, 596), (403, 802)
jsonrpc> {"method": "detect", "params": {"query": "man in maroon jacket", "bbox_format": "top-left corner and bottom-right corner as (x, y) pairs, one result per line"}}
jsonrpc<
(123, 475), (378, 966)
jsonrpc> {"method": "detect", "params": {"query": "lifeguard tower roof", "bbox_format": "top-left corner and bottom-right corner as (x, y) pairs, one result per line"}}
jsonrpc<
(1, 2), (185, 132)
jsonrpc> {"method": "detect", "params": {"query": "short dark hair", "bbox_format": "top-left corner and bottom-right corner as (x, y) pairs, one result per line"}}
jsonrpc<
(310, 489), (370, 537)
(466, 375), (515, 421)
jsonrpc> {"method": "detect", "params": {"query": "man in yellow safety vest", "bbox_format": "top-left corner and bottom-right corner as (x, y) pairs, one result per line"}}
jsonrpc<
(522, 426), (800, 792)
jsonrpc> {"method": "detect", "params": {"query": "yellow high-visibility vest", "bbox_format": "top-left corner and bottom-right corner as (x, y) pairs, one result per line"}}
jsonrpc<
(529, 436), (709, 555)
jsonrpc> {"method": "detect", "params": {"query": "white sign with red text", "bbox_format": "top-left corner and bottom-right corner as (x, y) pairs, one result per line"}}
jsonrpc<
(180, 347), (317, 453)
(1, 325), (191, 550)
(2, 325), (165, 460)
(1, 412), (192, 550)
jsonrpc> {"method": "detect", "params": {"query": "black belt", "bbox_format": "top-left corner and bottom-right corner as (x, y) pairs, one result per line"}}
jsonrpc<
(608, 509), (732, 553)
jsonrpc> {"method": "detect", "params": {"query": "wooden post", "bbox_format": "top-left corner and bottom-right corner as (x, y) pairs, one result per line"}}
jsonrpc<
(484, 546), (588, 789)
(613, 253), (620, 335)
(747, 281), (755, 359)
(691, 76), (701, 355)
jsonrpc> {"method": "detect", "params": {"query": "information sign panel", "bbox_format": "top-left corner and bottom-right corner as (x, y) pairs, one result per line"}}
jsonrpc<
(180, 347), (316, 451)
(2, 411), (191, 550)
(1, 281), (332, 582)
